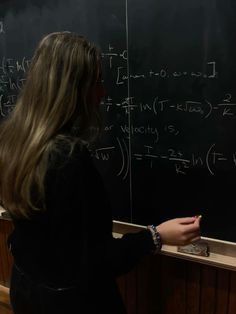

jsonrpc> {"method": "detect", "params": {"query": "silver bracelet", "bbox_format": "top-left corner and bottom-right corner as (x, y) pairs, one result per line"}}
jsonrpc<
(147, 224), (162, 254)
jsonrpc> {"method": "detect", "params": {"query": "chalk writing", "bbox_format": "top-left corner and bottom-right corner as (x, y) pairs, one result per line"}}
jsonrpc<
(92, 138), (236, 177)
(120, 124), (159, 142)
(0, 94), (15, 116)
(132, 144), (235, 175)
(102, 44), (127, 68)
(0, 21), (5, 34)
(0, 76), (26, 92)
(116, 61), (217, 85)
(154, 95), (236, 118)
(0, 57), (31, 75)
(0, 50), (235, 182)
(101, 94), (236, 119)
(92, 138), (129, 180)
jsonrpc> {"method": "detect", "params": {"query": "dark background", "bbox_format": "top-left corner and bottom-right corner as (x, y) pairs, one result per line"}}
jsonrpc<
(0, 0), (236, 241)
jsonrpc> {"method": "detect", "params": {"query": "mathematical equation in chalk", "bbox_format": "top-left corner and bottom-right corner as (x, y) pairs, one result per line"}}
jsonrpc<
(0, 56), (31, 116)
(116, 61), (217, 85)
(0, 56), (31, 75)
(102, 45), (218, 83)
(102, 44), (127, 69)
(0, 51), (223, 120)
(133, 143), (236, 175)
(93, 139), (236, 179)
(101, 94), (236, 118)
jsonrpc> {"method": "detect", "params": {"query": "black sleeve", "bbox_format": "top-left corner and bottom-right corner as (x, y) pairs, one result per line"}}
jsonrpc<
(93, 230), (155, 277)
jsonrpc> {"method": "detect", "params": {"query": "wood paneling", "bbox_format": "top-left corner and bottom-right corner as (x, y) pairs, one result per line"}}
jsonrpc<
(117, 254), (236, 314)
(186, 262), (201, 314)
(228, 271), (236, 314)
(0, 219), (13, 313)
(0, 219), (13, 287)
(215, 269), (230, 314)
(0, 303), (12, 314)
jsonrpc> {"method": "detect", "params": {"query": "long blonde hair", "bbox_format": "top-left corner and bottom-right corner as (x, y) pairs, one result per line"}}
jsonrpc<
(0, 32), (101, 218)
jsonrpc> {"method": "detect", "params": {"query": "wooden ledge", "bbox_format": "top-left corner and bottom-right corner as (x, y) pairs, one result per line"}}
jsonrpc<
(0, 285), (10, 306)
(113, 220), (236, 272)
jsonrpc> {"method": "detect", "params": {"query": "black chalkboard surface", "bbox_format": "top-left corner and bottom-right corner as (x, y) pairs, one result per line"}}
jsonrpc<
(0, 0), (236, 242)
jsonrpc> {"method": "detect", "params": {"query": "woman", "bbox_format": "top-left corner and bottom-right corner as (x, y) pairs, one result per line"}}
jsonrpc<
(0, 32), (201, 314)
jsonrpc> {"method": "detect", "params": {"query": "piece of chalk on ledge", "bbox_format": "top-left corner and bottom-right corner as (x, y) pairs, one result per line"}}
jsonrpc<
(177, 240), (209, 257)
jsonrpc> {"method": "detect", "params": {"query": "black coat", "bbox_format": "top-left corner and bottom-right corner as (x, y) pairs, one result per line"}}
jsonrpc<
(8, 142), (155, 314)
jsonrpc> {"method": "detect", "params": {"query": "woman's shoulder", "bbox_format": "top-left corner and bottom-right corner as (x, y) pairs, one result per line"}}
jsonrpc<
(48, 135), (91, 171)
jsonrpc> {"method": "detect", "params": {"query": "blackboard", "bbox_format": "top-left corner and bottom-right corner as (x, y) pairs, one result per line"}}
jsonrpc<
(0, 0), (236, 242)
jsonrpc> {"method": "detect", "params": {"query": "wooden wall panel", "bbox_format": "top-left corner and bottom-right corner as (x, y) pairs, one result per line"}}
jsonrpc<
(228, 271), (236, 314)
(186, 263), (201, 314)
(117, 255), (236, 314)
(142, 255), (162, 314)
(199, 266), (217, 314)
(159, 256), (186, 314)
(0, 303), (12, 314)
(215, 269), (230, 314)
(136, 257), (149, 314)
(0, 219), (13, 314)
(0, 219), (13, 287)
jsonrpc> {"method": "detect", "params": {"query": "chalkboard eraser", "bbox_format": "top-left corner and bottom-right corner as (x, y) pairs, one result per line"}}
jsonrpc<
(177, 240), (209, 257)
(0, 210), (10, 219)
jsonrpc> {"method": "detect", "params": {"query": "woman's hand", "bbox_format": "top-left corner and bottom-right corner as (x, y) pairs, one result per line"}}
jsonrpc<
(156, 216), (201, 246)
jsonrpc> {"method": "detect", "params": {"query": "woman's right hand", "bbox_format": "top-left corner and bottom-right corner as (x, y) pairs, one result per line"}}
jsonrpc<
(156, 216), (201, 246)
